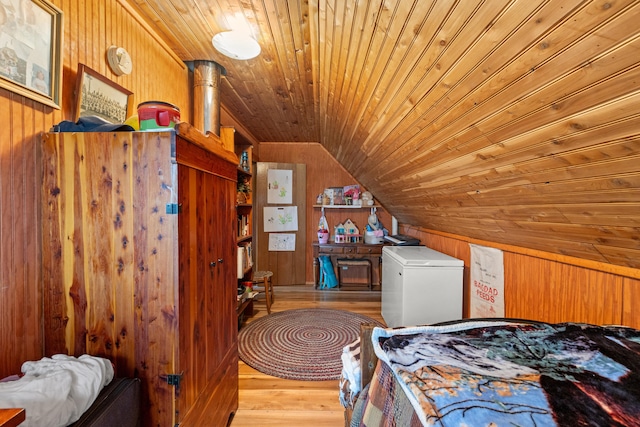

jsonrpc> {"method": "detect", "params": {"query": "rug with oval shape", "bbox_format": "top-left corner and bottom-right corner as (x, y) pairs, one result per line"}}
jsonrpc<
(238, 308), (384, 381)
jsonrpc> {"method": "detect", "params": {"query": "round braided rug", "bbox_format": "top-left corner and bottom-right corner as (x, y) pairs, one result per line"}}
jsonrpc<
(238, 308), (383, 381)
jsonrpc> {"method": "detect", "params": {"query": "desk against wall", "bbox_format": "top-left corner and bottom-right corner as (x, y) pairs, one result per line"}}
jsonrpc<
(313, 242), (384, 290)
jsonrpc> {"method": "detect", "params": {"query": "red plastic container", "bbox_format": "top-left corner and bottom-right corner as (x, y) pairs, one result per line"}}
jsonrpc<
(137, 101), (180, 130)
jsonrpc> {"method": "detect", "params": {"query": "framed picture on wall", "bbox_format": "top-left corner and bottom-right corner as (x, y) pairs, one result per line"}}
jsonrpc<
(0, 0), (63, 109)
(74, 63), (133, 124)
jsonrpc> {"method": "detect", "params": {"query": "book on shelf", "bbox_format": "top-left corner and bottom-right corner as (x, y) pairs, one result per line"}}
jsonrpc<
(237, 214), (250, 237)
(236, 242), (253, 278)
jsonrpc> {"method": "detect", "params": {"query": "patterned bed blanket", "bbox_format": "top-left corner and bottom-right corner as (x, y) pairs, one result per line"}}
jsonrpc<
(370, 321), (640, 426)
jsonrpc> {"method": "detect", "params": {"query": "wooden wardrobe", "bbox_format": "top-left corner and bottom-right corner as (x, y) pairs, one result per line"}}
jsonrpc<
(42, 123), (239, 426)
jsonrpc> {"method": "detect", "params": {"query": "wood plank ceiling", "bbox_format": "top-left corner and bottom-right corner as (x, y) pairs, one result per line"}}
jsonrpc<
(126, 0), (640, 270)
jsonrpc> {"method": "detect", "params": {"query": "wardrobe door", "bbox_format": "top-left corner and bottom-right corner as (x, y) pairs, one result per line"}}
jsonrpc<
(206, 171), (238, 363)
(175, 138), (238, 426)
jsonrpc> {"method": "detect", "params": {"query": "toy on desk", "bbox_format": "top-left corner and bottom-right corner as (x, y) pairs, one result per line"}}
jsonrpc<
(365, 207), (386, 244)
(343, 185), (360, 206)
(368, 207), (380, 230)
(361, 191), (374, 206)
(317, 214), (329, 244)
(334, 223), (346, 243)
(334, 219), (361, 243)
(344, 219), (362, 243)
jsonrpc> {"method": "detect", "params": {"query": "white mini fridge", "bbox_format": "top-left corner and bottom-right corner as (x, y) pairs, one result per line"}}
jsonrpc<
(382, 246), (464, 328)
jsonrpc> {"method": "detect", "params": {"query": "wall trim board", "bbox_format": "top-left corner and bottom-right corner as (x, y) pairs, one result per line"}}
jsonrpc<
(116, 0), (186, 70)
(220, 106), (260, 147)
(401, 225), (640, 280)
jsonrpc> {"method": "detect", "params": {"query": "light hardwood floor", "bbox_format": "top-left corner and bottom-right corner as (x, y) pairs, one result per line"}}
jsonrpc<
(229, 285), (384, 427)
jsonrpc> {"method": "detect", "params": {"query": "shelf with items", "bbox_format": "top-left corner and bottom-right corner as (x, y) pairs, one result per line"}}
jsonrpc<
(236, 144), (253, 175)
(237, 242), (253, 277)
(314, 192), (386, 246)
(237, 207), (252, 242)
(313, 204), (379, 209)
(237, 234), (253, 244)
(232, 128), (255, 324)
(237, 174), (252, 205)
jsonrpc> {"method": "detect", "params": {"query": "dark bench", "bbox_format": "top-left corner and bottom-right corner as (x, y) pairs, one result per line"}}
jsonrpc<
(70, 378), (141, 427)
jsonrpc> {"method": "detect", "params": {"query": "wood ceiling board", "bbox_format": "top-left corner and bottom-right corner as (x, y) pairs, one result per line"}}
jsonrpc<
(360, 0), (632, 169)
(124, 0), (640, 271)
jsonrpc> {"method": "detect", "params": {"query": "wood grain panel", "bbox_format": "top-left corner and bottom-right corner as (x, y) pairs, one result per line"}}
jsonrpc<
(111, 133), (137, 376)
(505, 255), (623, 325)
(317, 1), (640, 272)
(174, 134), (238, 426)
(43, 129), (238, 427)
(5, 0), (640, 385)
(254, 162), (307, 286)
(132, 132), (179, 427)
(1, 92), (46, 375)
(622, 277), (640, 329)
(404, 226), (638, 327)
(1, 0), (190, 378)
(257, 142), (392, 284)
(111, 0), (640, 277)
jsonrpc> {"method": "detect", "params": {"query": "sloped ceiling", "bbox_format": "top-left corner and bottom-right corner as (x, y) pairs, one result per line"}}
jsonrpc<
(126, 0), (640, 269)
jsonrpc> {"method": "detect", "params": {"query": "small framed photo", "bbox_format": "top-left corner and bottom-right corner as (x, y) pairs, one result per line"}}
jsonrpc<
(74, 63), (133, 123)
(0, 0), (63, 109)
(324, 187), (344, 205)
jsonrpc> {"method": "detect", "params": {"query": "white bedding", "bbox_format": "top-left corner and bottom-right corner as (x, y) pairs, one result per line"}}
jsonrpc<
(0, 354), (114, 427)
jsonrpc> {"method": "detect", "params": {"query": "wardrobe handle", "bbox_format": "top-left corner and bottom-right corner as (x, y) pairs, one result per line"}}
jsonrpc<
(217, 258), (224, 264)
(210, 261), (216, 267)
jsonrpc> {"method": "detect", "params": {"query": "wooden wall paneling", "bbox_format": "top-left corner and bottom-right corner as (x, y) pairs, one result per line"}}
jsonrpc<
(257, 143), (392, 284)
(404, 226), (633, 327)
(560, 264), (623, 326)
(0, 0), (191, 380)
(1, 94), (42, 375)
(25, 103), (44, 371)
(2, 96), (10, 368)
(254, 162), (307, 286)
(622, 277), (640, 329)
(503, 254), (554, 322)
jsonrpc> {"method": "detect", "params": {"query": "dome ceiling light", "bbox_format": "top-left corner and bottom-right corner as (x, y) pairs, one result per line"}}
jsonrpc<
(212, 30), (261, 60)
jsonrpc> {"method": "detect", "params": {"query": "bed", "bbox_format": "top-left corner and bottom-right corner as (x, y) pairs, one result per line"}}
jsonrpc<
(340, 319), (640, 427)
(0, 354), (140, 427)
